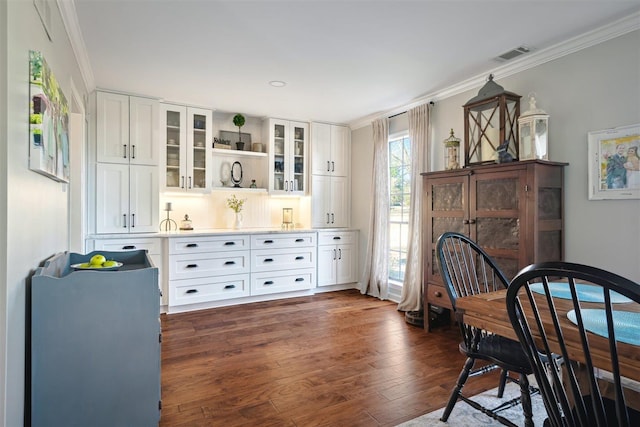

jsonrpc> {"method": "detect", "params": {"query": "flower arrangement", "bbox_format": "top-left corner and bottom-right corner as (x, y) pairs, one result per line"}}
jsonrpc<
(226, 194), (246, 213)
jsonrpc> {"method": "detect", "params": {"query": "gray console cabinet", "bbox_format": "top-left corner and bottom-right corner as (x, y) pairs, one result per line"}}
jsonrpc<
(30, 250), (160, 427)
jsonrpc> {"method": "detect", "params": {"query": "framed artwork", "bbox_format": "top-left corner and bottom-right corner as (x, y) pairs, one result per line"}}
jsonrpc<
(588, 123), (640, 200)
(29, 50), (70, 182)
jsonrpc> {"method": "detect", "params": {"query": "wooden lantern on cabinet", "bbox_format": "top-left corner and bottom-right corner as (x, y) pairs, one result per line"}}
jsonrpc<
(463, 74), (521, 166)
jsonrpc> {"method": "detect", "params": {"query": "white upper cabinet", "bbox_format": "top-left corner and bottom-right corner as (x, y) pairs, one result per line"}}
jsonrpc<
(161, 104), (212, 193)
(96, 92), (159, 165)
(264, 118), (308, 195)
(311, 123), (350, 176)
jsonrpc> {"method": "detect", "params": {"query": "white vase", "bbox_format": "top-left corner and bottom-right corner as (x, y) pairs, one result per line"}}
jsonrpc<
(234, 212), (243, 229)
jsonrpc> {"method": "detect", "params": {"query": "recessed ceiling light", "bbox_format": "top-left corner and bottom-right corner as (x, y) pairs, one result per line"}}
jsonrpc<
(269, 80), (286, 87)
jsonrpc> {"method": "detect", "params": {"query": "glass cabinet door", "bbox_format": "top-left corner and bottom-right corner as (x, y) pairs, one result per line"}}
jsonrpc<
(272, 123), (286, 191)
(165, 110), (182, 190)
(292, 124), (305, 192)
(190, 113), (208, 190)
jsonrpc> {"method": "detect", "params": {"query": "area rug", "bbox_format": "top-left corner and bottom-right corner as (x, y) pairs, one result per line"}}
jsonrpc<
(396, 380), (547, 426)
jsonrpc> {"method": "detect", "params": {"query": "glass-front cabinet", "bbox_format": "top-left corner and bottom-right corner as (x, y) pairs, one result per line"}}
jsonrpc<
(264, 118), (308, 195)
(161, 104), (212, 192)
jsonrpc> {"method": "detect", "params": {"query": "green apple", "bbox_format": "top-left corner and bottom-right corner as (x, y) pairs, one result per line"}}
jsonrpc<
(103, 260), (118, 268)
(90, 254), (106, 266)
(79, 263), (92, 268)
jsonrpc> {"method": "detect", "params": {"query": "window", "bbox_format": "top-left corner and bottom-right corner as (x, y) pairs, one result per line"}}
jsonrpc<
(388, 134), (411, 283)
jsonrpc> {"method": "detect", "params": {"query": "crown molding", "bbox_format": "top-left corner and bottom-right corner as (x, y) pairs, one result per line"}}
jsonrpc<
(57, 0), (95, 93)
(349, 11), (640, 131)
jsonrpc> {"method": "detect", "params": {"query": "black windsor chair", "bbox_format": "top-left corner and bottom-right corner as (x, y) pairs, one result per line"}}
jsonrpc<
(437, 232), (537, 427)
(506, 262), (640, 427)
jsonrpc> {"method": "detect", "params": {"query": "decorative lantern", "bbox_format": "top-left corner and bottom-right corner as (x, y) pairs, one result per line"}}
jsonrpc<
(282, 208), (293, 230)
(443, 129), (461, 170)
(518, 93), (549, 160)
(463, 74), (521, 166)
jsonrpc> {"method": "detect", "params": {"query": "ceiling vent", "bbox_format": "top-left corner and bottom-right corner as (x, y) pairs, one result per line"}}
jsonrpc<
(494, 46), (531, 62)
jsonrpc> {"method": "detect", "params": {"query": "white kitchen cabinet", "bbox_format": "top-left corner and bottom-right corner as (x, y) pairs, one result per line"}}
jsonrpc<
(167, 235), (251, 310)
(263, 118), (308, 195)
(96, 91), (159, 166)
(311, 123), (351, 228)
(311, 123), (350, 177)
(90, 237), (165, 306)
(249, 233), (316, 295)
(311, 175), (349, 228)
(95, 163), (159, 233)
(161, 104), (212, 192)
(317, 230), (358, 287)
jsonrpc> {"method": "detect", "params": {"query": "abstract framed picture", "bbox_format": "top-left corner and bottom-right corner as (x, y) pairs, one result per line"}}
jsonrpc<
(29, 50), (70, 183)
(588, 123), (640, 200)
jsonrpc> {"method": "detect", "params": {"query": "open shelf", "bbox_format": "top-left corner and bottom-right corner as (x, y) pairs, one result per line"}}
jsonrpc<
(213, 148), (267, 158)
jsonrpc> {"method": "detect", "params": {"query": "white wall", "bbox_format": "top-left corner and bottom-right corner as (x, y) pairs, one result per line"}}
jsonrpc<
(1, 1), (88, 425)
(351, 30), (640, 284)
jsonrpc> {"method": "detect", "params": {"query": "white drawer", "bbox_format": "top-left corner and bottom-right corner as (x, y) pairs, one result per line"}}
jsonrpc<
(168, 235), (249, 255)
(250, 269), (316, 296)
(317, 231), (356, 246)
(251, 233), (316, 250)
(169, 250), (249, 280)
(92, 237), (162, 254)
(169, 274), (250, 306)
(251, 247), (317, 272)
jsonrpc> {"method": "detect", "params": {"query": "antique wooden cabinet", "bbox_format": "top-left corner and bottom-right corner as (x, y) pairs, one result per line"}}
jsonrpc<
(422, 160), (567, 330)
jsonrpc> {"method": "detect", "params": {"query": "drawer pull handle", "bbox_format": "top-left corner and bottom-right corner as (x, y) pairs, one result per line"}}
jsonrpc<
(295, 238), (304, 242)
(434, 291), (442, 297)
(224, 241), (236, 246)
(264, 280), (274, 285)
(332, 236), (341, 240)
(224, 261), (236, 265)
(224, 284), (236, 290)
(295, 278), (304, 282)
(264, 258), (274, 263)
(295, 256), (304, 260)
(264, 239), (274, 244)
(122, 245), (136, 250)
(186, 243), (198, 248)
(185, 289), (198, 294)
(186, 264), (198, 269)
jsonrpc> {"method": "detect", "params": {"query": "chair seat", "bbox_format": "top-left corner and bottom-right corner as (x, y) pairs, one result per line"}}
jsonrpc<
(460, 334), (532, 373)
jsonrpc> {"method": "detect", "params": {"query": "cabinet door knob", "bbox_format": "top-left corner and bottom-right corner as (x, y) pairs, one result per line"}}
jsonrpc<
(123, 214), (127, 228)
(327, 161), (330, 172)
(333, 236), (341, 240)
(123, 144), (127, 159)
(264, 258), (274, 263)
(131, 213), (135, 228)
(186, 243), (198, 248)
(434, 291), (442, 297)
(264, 280), (274, 285)
(264, 240), (274, 244)
(338, 249), (341, 260)
(224, 284), (236, 290)
(131, 144), (136, 159)
(295, 277), (304, 282)
(295, 256), (304, 260)
(295, 238), (304, 242)
(224, 241), (236, 246)
(468, 219), (476, 224)
(122, 245), (136, 250)
(463, 219), (469, 224)
(331, 161), (335, 172)
(224, 261), (236, 265)
(186, 264), (198, 269)
(185, 289), (198, 294)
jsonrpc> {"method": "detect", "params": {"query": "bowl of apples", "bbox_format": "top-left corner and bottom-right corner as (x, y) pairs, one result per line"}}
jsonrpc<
(71, 254), (123, 271)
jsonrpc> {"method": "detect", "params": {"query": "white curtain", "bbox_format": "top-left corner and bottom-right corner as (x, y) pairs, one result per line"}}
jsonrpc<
(398, 103), (431, 312)
(359, 118), (390, 299)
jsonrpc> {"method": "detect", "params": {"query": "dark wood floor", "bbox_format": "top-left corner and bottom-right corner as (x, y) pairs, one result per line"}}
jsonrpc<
(159, 289), (500, 426)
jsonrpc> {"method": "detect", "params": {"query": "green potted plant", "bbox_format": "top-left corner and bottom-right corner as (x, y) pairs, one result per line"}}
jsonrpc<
(233, 113), (246, 151)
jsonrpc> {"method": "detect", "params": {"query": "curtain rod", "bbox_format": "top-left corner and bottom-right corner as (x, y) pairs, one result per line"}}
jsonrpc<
(388, 101), (434, 118)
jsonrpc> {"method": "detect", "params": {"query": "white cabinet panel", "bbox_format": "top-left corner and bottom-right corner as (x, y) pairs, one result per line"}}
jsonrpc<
(169, 274), (250, 306)
(169, 235), (250, 255)
(317, 230), (358, 287)
(169, 250), (250, 280)
(250, 269), (315, 296)
(264, 119), (308, 195)
(312, 175), (349, 228)
(250, 233), (316, 250)
(251, 247), (316, 272)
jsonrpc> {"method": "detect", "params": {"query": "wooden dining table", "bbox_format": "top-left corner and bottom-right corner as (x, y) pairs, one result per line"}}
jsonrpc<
(455, 288), (640, 384)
